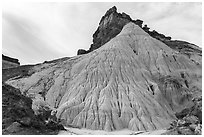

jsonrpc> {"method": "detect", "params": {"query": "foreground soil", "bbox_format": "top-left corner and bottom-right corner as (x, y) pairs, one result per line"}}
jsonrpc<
(2, 66), (65, 135)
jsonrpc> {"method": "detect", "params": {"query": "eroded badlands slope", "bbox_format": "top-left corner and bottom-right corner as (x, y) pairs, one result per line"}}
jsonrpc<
(6, 23), (202, 132)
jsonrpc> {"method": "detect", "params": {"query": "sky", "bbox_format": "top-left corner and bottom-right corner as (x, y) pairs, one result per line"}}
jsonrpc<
(2, 2), (202, 65)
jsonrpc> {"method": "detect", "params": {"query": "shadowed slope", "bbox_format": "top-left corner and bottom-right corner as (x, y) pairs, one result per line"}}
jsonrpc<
(6, 23), (201, 132)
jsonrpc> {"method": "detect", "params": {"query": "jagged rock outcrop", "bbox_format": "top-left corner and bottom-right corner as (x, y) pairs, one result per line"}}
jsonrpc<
(2, 54), (20, 69)
(77, 6), (202, 67)
(6, 22), (202, 132)
(77, 49), (87, 55)
(77, 6), (144, 55)
(163, 96), (202, 135)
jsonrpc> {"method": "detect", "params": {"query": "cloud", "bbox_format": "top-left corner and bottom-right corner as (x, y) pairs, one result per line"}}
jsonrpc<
(2, 13), (61, 64)
(2, 2), (202, 65)
(143, 3), (202, 46)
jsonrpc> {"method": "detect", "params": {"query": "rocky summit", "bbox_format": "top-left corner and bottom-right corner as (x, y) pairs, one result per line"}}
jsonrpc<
(4, 6), (202, 134)
(77, 6), (201, 66)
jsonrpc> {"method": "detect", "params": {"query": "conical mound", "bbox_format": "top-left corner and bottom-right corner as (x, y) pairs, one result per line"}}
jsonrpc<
(7, 23), (201, 132)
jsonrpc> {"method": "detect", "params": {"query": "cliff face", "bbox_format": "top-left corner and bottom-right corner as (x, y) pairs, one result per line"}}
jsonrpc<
(77, 6), (201, 66)
(6, 22), (202, 132)
(77, 6), (143, 54)
(2, 54), (20, 69)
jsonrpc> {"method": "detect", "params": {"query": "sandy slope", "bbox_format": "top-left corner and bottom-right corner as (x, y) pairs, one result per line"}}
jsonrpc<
(6, 23), (202, 132)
